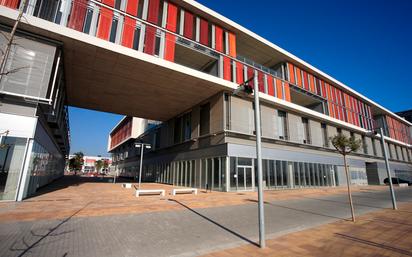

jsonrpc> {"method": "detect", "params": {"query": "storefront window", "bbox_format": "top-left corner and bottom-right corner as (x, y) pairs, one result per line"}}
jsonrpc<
(0, 137), (27, 200)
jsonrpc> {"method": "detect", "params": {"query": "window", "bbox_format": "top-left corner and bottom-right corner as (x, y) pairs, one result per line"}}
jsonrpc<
(133, 26), (141, 50)
(109, 17), (119, 43)
(200, 103), (210, 136)
(278, 110), (288, 140)
(302, 118), (310, 144)
(321, 123), (328, 147)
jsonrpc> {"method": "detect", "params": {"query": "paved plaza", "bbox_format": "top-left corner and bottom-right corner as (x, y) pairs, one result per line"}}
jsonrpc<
(0, 176), (411, 257)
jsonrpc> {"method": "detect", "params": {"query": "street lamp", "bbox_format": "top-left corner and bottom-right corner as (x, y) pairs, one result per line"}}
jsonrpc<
(233, 73), (266, 248)
(134, 142), (151, 190)
(373, 128), (397, 210)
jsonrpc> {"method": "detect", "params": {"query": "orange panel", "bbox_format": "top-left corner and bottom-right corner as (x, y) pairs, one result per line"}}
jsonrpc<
(288, 63), (295, 84)
(284, 82), (291, 102)
(296, 67), (302, 87)
(228, 32), (237, 57)
(309, 74), (315, 92)
(276, 79), (283, 99)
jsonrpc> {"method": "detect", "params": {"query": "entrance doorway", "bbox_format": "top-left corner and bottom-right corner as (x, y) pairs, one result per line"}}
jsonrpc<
(236, 166), (254, 191)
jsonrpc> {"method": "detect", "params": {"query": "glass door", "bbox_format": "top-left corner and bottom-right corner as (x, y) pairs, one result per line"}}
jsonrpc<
(236, 166), (254, 191)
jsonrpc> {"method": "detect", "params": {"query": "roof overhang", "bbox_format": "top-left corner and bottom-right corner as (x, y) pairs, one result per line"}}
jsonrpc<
(0, 6), (236, 121)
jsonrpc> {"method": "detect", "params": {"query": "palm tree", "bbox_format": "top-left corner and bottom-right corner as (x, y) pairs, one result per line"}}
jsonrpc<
(95, 160), (103, 174)
(69, 152), (84, 175)
(331, 134), (362, 222)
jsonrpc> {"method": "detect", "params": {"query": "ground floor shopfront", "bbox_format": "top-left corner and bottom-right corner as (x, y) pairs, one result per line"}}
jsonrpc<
(113, 142), (397, 192)
(0, 113), (65, 201)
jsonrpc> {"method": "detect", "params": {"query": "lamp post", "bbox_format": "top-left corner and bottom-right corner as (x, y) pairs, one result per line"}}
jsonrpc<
(377, 128), (397, 210)
(135, 142), (151, 190)
(233, 74), (265, 248)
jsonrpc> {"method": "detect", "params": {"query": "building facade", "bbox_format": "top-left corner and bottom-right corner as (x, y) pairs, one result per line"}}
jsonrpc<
(66, 155), (112, 173)
(0, 28), (69, 200)
(0, 0), (411, 196)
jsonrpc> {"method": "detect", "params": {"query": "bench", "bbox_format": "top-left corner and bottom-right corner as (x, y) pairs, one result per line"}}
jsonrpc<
(171, 188), (198, 196)
(135, 189), (165, 197)
(122, 183), (133, 189)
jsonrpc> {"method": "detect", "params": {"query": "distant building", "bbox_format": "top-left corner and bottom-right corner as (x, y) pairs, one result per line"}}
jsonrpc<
(67, 155), (112, 173)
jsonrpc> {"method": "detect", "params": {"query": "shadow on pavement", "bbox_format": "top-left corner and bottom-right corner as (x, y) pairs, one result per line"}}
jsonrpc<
(335, 233), (412, 256)
(9, 201), (92, 257)
(302, 196), (385, 210)
(169, 199), (259, 247)
(246, 199), (349, 221)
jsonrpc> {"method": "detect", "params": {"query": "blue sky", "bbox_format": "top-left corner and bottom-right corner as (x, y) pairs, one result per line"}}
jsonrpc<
(69, 0), (412, 156)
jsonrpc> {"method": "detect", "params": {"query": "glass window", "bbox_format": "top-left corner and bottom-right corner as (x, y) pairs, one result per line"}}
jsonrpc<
(321, 123), (328, 147)
(278, 110), (288, 140)
(302, 118), (310, 144)
(200, 103), (210, 136)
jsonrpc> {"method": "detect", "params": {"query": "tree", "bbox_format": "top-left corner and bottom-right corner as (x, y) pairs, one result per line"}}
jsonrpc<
(69, 152), (84, 174)
(95, 159), (103, 174)
(331, 134), (362, 222)
(0, 0), (29, 78)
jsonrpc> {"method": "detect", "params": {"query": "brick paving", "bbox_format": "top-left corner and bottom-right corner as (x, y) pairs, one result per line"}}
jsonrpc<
(0, 176), (410, 257)
(202, 203), (412, 257)
(0, 175), (387, 223)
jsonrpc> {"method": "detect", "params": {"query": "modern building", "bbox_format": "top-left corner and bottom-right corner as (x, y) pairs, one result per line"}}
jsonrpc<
(0, 0), (411, 197)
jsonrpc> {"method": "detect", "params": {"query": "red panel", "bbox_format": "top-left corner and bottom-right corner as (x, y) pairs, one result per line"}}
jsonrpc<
(247, 67), (254, 87)
(215, 25), (223, 52)
(200, 18), (209, 46)
(267, 76), (274, 96)
(184, 11), (194, 39)
(164, 33), (176, 61)
(257, 72), (264, 93)
(2, 0), (19, 9)
(126, 0), (139, 15)
(164, 3), (178, 62)
(288, 63), (295, 84)
(96, 7), (113, 40)
(144, 25), (156, 55)
(228, 32), (237, 57)
(236, 62), (244, 84)
(284, 83), (291, 102)
(321, 81), (327, 98)
(147, 0), (160, 24)
(121, 17), (136, 48)
(67, 0), (88, 32)
(276, 79), (283, 99)
(223, 56), (231, 81)
(166, 3), (178, 32)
